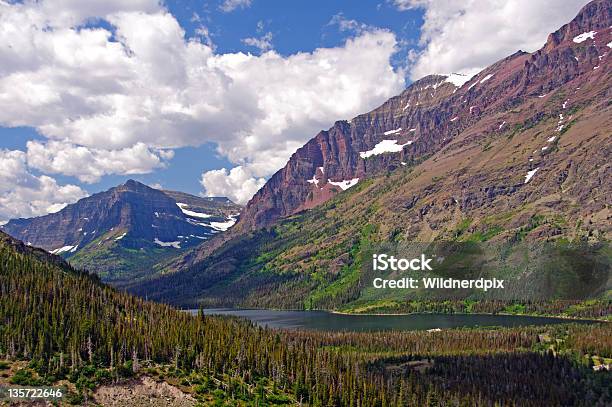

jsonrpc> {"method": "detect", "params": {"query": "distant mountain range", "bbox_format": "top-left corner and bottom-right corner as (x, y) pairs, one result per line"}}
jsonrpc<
(1, 180), (241, 284)
(128, 0), (611, 309)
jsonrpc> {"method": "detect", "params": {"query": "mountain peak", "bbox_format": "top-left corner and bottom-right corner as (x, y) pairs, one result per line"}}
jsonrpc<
(234, 0), (611, 232)
(119, 179), (152, 192)
(545, 0), (611, 49)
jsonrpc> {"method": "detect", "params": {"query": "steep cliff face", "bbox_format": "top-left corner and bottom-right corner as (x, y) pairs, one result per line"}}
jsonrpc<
(238, 0), (611, 231)
(132, 0), (611, 308)
(239, 74), (460, 229)
(1, 180), (241, 282)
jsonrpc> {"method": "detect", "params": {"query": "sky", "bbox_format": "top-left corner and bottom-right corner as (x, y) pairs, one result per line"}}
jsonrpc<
(0, 0), (590, 222)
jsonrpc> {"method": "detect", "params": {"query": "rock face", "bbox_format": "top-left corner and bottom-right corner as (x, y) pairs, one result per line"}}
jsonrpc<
(238, 0), (612, 231)
(134, 0), (610, 308)
(1, 180), (241, 282)
(2, 180), (240, 252)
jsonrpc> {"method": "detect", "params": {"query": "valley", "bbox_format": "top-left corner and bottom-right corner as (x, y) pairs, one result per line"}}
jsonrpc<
(0, 1), (611, 405)
(125, 0), (611, 314)
(0, 230), (610, 405)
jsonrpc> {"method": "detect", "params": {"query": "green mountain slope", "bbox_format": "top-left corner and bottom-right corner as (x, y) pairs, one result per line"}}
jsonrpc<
(131, 58), (611, 312)
(1, 229), (611, 405)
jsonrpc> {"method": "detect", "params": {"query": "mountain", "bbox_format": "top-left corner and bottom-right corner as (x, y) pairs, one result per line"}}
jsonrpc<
(238, 0), (611, 231)
(130, 0), (612, 309)
(0, 180), (241, 284)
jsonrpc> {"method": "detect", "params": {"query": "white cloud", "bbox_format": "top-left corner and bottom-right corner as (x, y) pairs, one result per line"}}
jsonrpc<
(328, 13), (372, 34)
(395, 0), (589, 79)
(241, 32), (273, 52)
(0, 149), (87, 222)
(219, 0), (252, 13)
(26, 141), (173, 183)
(0, 0), (404, 204)
(200, 166), (266, 204)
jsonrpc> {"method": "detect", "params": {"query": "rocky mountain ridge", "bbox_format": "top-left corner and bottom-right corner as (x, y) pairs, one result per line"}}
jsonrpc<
(237, 0), (611, 231)
(131, 0), (611, 309)
(1, 180), (241, 283)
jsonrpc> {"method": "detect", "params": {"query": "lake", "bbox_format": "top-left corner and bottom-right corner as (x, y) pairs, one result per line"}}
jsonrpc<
(189, 309), (598, 332)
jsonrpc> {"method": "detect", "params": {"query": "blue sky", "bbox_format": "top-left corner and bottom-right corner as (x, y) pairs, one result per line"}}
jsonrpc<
(0, 0), (589, 221)
(0, 0), (423, 197)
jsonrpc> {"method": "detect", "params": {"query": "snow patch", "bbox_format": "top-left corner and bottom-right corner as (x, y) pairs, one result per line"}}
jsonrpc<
(115, 232), (127, 240)
(547, 136), (556, 143)
(359, 140), (412, 158)
(524, 168), (539, 184)
(499, 121), (506, 130)
(70, 245), (78, 253)
(538, 94), (546, 98)
(51, 245), (75, 254)
(383, 128), (402, 136)
(306, 174), (319, 186)
(328, 178), (359, 191)
(572, 31), (596, 43)
(176, 203), (212, 219)
(154, 238), (181, 249)
(450, 116), (459, 122)
(479, 74), (493, 84)
(209, 215), (238, 231)
(431, 80), (447, 90)
(444, 73), (473, 87)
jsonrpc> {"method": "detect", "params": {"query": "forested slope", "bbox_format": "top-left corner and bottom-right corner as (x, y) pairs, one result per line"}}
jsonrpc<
(1, 230), (611, 405)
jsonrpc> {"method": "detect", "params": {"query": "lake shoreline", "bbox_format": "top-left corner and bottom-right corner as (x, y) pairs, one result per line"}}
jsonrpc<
(187, 307), (608, 323)
(190, 308), (603, 332)
(329, 310), (609, 322)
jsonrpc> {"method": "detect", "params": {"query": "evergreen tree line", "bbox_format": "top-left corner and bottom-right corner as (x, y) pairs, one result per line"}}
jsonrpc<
(1, 240), (610, 406)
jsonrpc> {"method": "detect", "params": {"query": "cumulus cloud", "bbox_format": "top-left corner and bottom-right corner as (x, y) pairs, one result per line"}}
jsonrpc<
(328, 13), (372, 34)
(219, 0), (253, 13)
(26, 141), (173, 183)
(0, 0), (404, 207)
(200, 166), (266, 204)
(241, 32), (273, 52)
(394, 0), (589, 79)
(0, 149), (87, 222)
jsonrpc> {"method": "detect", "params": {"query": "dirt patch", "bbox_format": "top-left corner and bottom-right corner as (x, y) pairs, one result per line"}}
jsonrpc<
(93, 376), (196, 407)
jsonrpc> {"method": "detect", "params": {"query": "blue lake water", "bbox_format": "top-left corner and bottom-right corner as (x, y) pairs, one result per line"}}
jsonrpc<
(189, 309), (598, 332)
